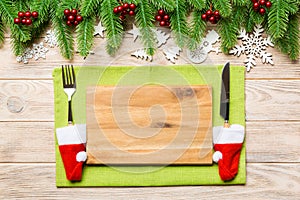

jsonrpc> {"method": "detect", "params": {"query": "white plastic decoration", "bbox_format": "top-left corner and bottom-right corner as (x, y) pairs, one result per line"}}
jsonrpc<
(131, 49), (153, 61)
(94, 21), (106, 38)
(187, 29), (221, 63)
(44, 30), (58, 48)
(128, 24), (141, 41)
(32, 42), (49, 60)
(163, 46), (181, 63)
(154, 29), (170, 47)
(16, 48), (33, 64)
(230, 24), (274, 71)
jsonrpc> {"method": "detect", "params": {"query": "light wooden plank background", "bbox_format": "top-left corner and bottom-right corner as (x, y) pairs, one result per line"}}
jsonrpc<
(0, 27), (299, 200)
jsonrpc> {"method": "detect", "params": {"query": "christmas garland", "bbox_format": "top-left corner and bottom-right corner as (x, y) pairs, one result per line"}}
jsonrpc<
(0, 0), (299, 60)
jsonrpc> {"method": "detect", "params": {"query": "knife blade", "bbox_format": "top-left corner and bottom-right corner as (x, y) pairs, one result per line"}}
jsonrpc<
(220, 62), (230, 128)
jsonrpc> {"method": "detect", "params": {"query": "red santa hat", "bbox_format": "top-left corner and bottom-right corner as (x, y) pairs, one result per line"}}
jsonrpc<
(213, 124), (245, 181)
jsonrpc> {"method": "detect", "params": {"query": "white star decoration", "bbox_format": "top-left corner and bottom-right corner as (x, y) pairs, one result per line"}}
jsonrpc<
(128, 24), (141, 41)
(94, 22), (106, 38)
(32, 42), (49, 60)
(44, 30), (58, 48)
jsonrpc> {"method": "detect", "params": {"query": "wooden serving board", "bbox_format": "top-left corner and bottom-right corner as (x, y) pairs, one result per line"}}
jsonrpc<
(86, 85), (213, 165)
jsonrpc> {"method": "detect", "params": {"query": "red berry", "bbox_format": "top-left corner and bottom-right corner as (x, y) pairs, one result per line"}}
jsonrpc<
(259, 7), (266, 15)
(31, 11), (38, 18)
(64, 9), (70, 16)
(71, 9), (77, 16)
(259, 0), (266, 5)
(129, 10), (135, 16)
(113, 7), (119, 13)
(155, 15), (162, 21)
(214, 10), (220, 17)
(266, 1), (272, 8)
(119, 15), (126, 20)
(68, 15), (75, 22)
(66, 20), (72, 26)
(209, 16), (215, 22)
(165, 21), (170, 27)
(123, 3), (129, 10)
(201, 14), (207, 20)
(25, 18), (32, 25)
(129, 3), (136, 10)
(76, 15), (83, 22)
(117, 6), (123, 12)
(21, 18), (27, 25)
(24, 11), (31, 18)
(14, 18), (21, 24)
(18, 11), (25, 18)
(163, 14), (169, 21)
(206, 10), (213, 17)
(159, 20), (166, 26)
(122, 10), (128, 15)
(158, 9), (165, 16)
(251, 0), (258, 3)
(74, 20), (79, 26)
(253, 2), (260, 10)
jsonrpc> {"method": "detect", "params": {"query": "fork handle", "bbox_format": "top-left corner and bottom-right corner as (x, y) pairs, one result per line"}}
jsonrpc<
(68, 100), (73, 124)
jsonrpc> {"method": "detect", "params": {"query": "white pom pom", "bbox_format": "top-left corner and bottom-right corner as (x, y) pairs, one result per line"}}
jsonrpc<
(213, 151), (222, 163)
(76, 151), (87, 162)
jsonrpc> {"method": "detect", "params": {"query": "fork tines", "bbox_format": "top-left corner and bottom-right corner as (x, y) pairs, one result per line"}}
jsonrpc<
(61, 65), (76, 88)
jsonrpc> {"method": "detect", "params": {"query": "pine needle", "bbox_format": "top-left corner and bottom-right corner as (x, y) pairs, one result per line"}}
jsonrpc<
(0, 20), (4, 47)
(81, 0), (101, 17)
(218, 18), (238, 54)
(76, 16), (95, 57)
(147, 0), (176, 12)
(188, 9), (206, 50)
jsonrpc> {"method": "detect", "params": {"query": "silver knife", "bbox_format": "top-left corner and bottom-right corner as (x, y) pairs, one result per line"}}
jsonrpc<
(220, 62), (230, 128)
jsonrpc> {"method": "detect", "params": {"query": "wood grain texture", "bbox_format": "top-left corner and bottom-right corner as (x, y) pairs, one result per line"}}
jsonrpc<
(86, 85), (212, 164)
(0, 163), (299, 200)
(0, 27), (299, 199)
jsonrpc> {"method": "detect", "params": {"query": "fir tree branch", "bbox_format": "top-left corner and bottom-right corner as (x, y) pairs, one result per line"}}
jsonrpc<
(188, 9), (206, 50)
(0, 20), (4, 47)
(135, 0), (156, 55)
(147, 0), (175, 12)
(81, 0), (101, 17)
(31, 0), (51, 28)
(15, 0), (29, 12)
(249, 7), (265, 25)
(232, 6), (247, 30)
(211, 0), (232, 18)
(187, 0), (206, 10)
(76, 16), (95, 57)
(170, 0), (189, 49)
(231, 0), (247, 6)
(51, 0), (74, 59)
(268, 0), (290, 39)
(286, 14), (300, 60)
(218, 17), (238, 53)
(100, 0), (124, 55)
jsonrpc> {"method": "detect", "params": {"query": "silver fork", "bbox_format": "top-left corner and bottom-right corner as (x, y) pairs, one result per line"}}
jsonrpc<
(62, 65), (76, 124)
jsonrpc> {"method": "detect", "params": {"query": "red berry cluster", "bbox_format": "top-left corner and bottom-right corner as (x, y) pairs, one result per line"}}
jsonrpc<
(113, 3), (137, 20)
(64, 9), (83, 26)
(252, 0), (272, 15)
(14, 11), (38, 26)
(155, 9), (170, 27)
(201, 9), (220, 24)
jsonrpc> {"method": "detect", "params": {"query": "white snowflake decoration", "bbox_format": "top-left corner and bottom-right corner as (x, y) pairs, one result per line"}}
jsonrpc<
(16, 48), (33, 64)
(163, 46), (181, 64)
(44, 30), (58, 48)
(131, 49), (153, 61)
(94, 21), (106, 38)
(187, 30), (221, 63)
(32, 42), (49, 60)
(230, 24), (274, 71)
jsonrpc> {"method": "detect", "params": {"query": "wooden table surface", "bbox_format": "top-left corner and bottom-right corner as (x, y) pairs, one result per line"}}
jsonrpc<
(0, 29), (299, 199)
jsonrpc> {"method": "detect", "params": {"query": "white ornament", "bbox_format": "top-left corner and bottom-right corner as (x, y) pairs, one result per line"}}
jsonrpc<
(154, 29), (170, 47)
(94, 22), (106, 38)
(16, 48), (33, 64)
(44, 30), (58, 48)
(230, 24), (274, 72)
(163, 46), (181, 64)
(131, 49), (153, 61)
(32, 42), (49, 60)
(187, 29), (221, 64)
(128, 24), (141, 41)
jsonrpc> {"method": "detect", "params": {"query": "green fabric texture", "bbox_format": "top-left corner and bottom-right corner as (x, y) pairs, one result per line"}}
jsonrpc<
(53, 65), (246, 187)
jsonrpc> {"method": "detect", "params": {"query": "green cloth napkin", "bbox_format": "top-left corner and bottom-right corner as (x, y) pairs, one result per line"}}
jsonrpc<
(53, 65), (246, 187)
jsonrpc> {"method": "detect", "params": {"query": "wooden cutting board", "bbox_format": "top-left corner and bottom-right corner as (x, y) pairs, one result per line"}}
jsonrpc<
(86, 85), (212, 165)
